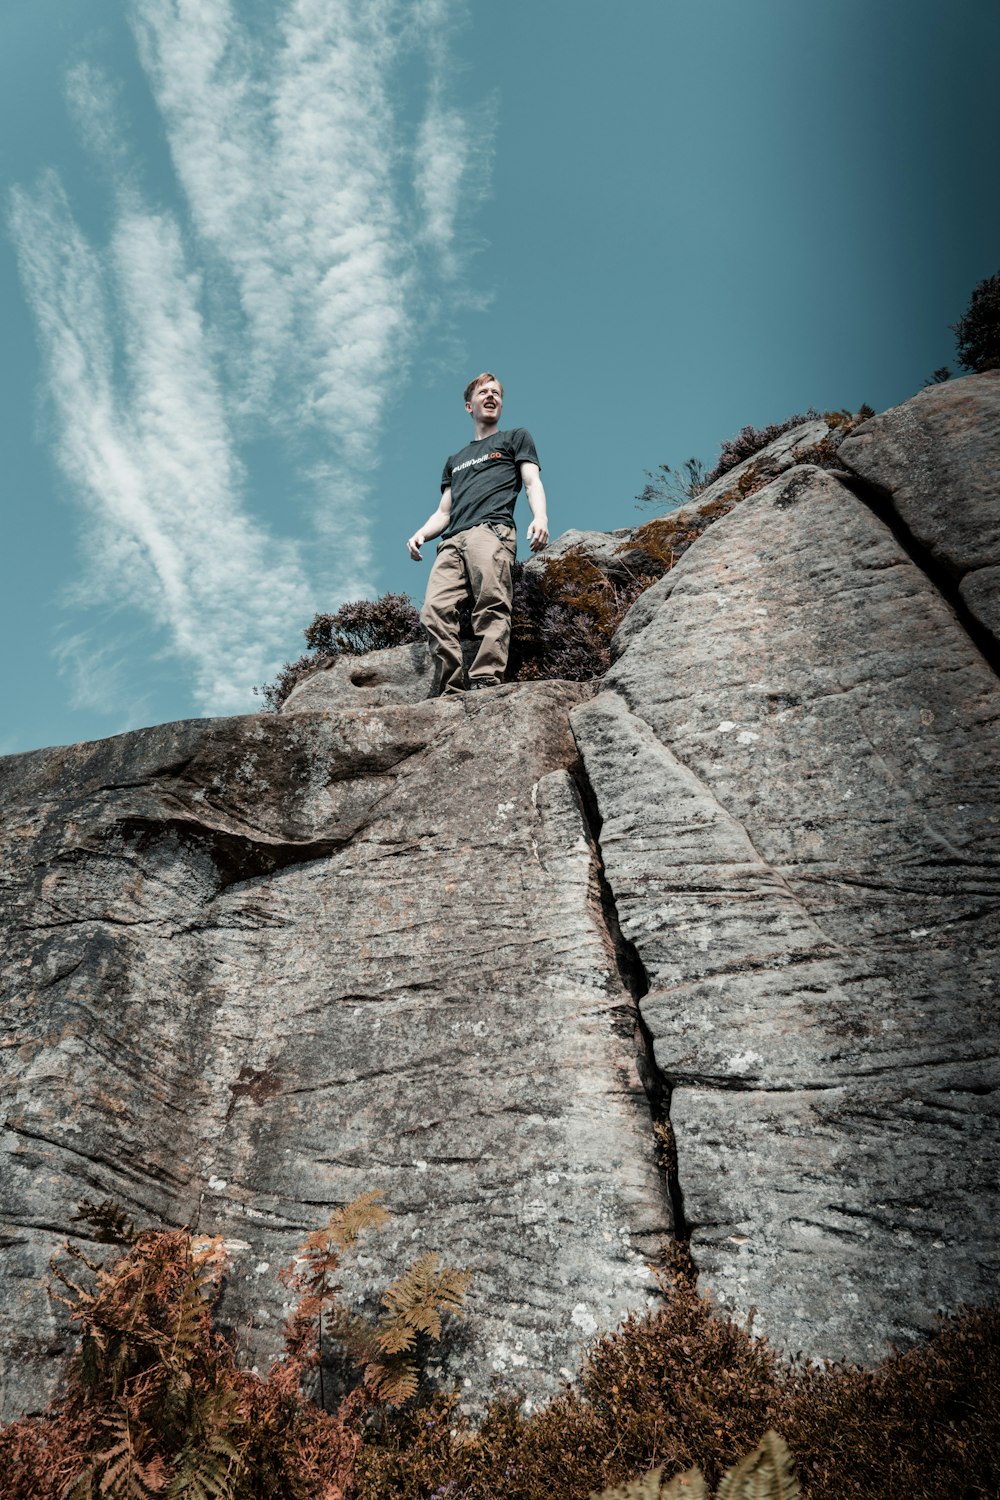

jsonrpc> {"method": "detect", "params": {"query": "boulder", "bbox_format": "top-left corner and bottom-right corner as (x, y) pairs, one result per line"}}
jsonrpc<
(523, 527), (638, 583)
(281, 640), (435, 712)
(839, 371), (1000, 646)
(572, 463), (1000, 1363)
(0, 685), (670, 1419)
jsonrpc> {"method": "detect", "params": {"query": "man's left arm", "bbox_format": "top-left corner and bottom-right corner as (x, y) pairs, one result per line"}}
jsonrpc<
(520, 462), (549, 552)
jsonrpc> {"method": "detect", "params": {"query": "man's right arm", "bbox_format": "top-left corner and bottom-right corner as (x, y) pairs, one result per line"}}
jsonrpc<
(406, 487), (452, 561)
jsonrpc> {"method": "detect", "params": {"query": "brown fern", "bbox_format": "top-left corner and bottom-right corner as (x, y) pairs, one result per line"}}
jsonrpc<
(378, 1253), (472, 1345)
(591, 1466), (707, 1499)
(353, 1253), (471, 1404)
(278, 1203), (472, 1410)
(3, 1195), (469, 1497)
(716, 1431), (798, 1499)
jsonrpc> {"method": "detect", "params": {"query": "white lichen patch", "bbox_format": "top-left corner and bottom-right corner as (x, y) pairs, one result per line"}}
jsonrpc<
(571, 1303), (598, 1336)
(490, 1340), (528, 1371)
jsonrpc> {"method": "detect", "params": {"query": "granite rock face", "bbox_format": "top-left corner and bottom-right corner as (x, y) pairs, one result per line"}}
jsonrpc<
(839, 371), (1000, 646)
(573, 463), (1000, 1362)
(0, 685), (669, 1419)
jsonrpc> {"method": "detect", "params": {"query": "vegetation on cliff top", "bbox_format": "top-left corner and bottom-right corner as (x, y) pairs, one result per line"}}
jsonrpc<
(954, 268), (1000, 374)
(233, 275), (1000, 708)
(924, 266), (1000, 385)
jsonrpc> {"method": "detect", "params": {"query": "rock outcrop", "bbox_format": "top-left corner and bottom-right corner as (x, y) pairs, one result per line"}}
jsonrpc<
(525, 417), (836, 586)
(1, 373), (997, 1418)
(574, 458), (999, 1362)
(0, 688), (668, 1419)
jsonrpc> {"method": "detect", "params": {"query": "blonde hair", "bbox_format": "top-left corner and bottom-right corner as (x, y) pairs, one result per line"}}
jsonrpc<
(464, 371), (504, 404)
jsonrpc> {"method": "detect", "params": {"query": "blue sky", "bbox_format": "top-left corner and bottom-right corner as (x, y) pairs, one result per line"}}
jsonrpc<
(2, 0), (998, 755)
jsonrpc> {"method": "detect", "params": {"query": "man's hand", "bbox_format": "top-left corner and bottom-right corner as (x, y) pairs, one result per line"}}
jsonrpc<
(527, 515), (549, 552)
(408, 492), (451, 560)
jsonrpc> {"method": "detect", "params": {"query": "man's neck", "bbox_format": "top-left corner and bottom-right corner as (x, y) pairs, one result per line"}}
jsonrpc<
(472, 419), (500, 441)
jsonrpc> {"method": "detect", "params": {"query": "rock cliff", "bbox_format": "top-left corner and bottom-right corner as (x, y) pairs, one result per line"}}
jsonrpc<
(0, 686), (669, 1420)
(1, 374), (997, 1420)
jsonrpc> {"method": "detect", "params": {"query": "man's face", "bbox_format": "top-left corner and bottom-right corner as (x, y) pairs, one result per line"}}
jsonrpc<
(467, 379), (503, 425)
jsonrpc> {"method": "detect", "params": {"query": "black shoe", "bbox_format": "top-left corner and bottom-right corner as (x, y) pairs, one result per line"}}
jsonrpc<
(468, 678), (501, 691)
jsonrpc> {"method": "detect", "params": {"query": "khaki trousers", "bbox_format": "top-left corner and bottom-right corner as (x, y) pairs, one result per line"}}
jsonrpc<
(420, 523), (517, 694)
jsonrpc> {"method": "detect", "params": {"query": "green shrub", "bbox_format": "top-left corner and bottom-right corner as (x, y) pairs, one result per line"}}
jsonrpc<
(256, 592), (423, 711)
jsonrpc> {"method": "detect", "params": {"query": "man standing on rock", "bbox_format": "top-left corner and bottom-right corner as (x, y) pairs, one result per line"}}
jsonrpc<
(406, 372), (549, 694)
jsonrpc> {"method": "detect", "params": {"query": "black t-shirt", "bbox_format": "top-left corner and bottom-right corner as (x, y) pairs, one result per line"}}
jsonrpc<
(440, 427), (540, 538)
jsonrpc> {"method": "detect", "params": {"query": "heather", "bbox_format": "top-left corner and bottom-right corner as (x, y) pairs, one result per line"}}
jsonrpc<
(254, 593), (423, 711)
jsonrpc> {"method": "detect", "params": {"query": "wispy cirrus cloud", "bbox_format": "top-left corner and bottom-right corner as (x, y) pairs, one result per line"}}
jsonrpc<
(64, 59), (132, 172)
(9, 173), (315, 714)
(9, 0), (494, 721)
(129, 0), (494, 467)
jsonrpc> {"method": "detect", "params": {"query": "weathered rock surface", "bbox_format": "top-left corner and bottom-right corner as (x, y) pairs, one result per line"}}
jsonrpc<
(0, 685), (669, 1419)
(282, 640), (435, 712)
(839, 372), (1000, 646)
(573, 462), (1000, 1362)
(961, 565), (1000, 644)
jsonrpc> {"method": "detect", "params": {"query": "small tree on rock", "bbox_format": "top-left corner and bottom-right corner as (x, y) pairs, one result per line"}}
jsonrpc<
(954, 270), (1000, 373)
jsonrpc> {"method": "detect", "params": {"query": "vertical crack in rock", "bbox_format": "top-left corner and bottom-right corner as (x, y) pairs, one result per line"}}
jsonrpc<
(833, 466), (1000, 679)
(568, 757), (689, 1246)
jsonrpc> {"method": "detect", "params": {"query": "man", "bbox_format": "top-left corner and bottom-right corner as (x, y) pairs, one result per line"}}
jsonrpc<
(406, 373), (549, 694)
